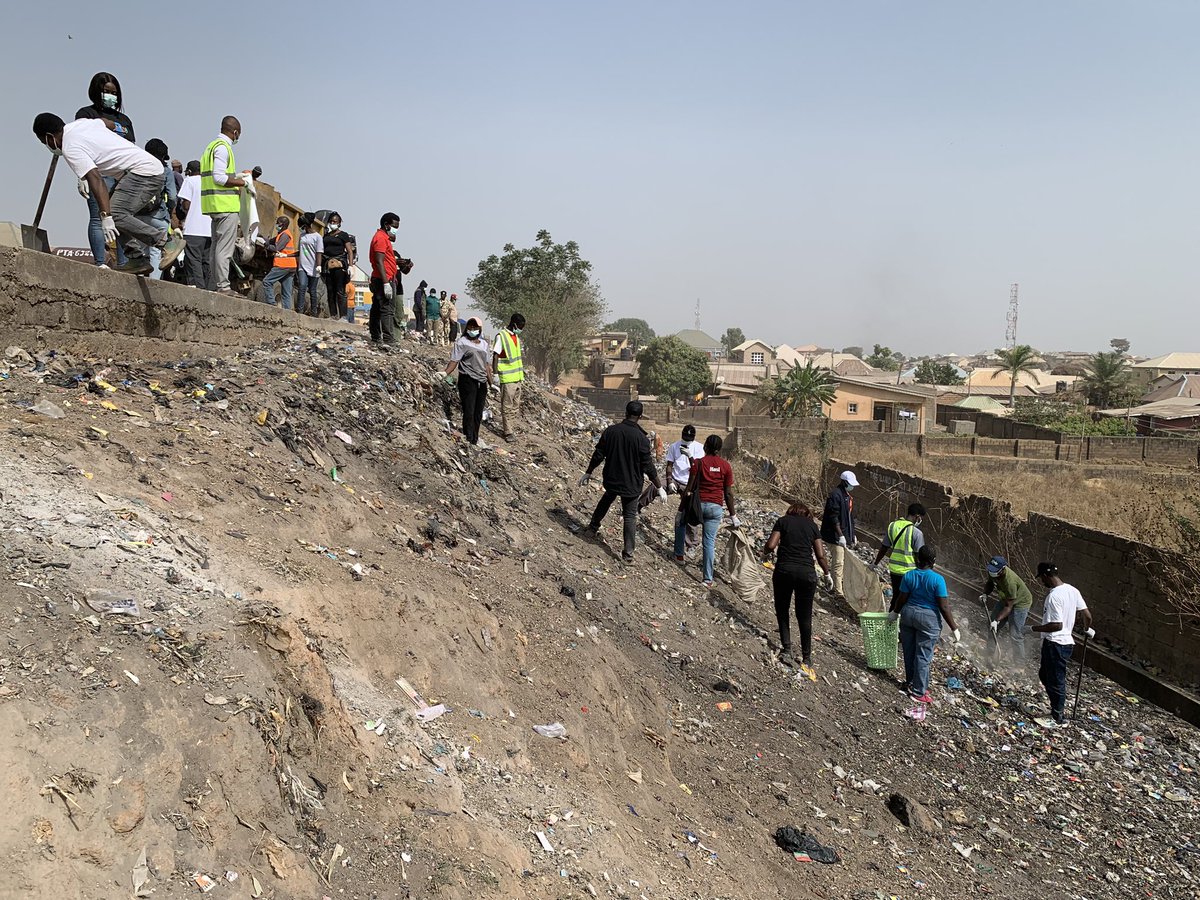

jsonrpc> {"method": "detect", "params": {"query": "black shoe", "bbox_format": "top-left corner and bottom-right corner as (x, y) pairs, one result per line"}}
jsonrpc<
(622, 553), (635, 564)
(115, 258), (153, 277)
(778, 649), (796, 668)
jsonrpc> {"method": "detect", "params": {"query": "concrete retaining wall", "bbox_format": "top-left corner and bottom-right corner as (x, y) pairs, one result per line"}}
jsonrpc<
(0, 247), (352, 355)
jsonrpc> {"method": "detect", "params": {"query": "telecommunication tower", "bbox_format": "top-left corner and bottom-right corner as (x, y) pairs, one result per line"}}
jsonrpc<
(1005, 283), (1019, 348)
(694, 299), (701, 330)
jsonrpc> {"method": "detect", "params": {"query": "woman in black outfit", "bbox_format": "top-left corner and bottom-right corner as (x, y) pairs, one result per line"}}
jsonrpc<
(76, 72), (135, 267)
(762, 502), (834, 673)
(321, 212), (356, 320)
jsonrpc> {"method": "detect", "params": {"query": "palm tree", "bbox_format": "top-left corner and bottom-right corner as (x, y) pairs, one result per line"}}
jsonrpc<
(996, 344), (1039, 407)
(1082, 351), (1133, 409)
(766, 362), (837, 419)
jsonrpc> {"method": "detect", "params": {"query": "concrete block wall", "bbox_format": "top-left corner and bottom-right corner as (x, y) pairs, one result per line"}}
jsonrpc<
(1087, 436), (1145, 463)
(1144, 438), (1200, 467)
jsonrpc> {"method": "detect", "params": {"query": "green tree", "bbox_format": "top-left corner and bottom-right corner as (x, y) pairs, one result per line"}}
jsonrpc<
(841, 346), (864, 359)
(1082, 350), (1135, 408)
(760, 361), (837, 419)
(996, 344), (1040, 407)
(466, 230), (606, 383)
(1110, 337), (1131, 355)
(604, 317), (655, 351)
(1012, 397), (1135, 435)
(913, 359), (965, 385)
(637, 336), (712, 399)
(866, 344), (899, 371)
(721, 327), (746, 355)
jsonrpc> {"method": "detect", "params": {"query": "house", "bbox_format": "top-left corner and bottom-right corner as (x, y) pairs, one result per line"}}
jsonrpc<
(582, 331), (632, 360)
(1098, 397), (1200, 434)
(598, 359), (639, 391)
(952, 395), (1007, 413)
(730, 339), (775, 366)
(1131, 352), (1200, 387)
(673, 329), (724, 359)
(824, 377), (937, 433)
(804, 352), (882, 378)
(935, 383), (1039, 406)
(709, 361), (786, 396)
(1140, 373), (1200, 403)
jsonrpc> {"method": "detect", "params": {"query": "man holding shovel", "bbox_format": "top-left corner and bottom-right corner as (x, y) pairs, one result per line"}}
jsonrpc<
(981, 555), (1033, 662)
(1028, 562), (1094, 728)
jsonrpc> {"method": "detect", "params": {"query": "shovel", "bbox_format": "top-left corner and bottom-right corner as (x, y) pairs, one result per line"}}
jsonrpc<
(22, 156), (58, 252)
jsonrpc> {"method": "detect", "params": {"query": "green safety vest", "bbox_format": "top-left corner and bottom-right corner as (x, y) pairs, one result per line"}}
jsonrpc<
(496, 329), (524, 384)
(200, 137), (239, 215)
(886, 519), (917, 574)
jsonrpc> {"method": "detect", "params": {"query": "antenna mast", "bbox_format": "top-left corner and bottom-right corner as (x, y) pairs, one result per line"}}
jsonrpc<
(694, 299), (701, 330)
(1005, 283), (1019, 348)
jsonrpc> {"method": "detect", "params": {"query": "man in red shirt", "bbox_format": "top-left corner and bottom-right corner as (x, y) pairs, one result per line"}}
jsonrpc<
(369, 212), (400, 347)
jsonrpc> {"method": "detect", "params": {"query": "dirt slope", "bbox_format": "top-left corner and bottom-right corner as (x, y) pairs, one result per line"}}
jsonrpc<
(0, 335), (1196, 900)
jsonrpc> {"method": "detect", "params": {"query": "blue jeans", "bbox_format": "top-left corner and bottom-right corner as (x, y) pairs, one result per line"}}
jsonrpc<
(992, 602), (1030, 662)
(298, 269), (321, 314)
(700, 502), (724, 583)
(1038, 640), (1073, 722)
(262, 267), (294, 310)
(87, 176), (126, 267)
(900, 604), (940, 696)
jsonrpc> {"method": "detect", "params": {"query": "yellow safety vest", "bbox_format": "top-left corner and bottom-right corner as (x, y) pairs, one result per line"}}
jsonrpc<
(886, 519), (917, 574)
(200, 137), (239, 215)
(496, 329), (524, 384)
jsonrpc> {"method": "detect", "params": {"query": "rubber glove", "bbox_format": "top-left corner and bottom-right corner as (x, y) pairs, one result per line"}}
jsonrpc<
(442, 374), (455, 386)
(383, 281), (395, 301)
(886, 610), (898, 624)
(989, 620), (999, 635)
(823, 573), (835, 593)
(978, 594), (988, 604)
(577, 472), (591, 487)
(730, 515), (743, 528)
(837, 536), (847, 547)
(315, 265), (322, 275)
(657, 487), (668, 503)
(77, 177), (90, 199)
(952, 628), (962, 644)
(1023, 624), (1035, 634)
(241, 171), (256, 196)
(101, 215), (118, 246)
(1085, 627), (1095, 639)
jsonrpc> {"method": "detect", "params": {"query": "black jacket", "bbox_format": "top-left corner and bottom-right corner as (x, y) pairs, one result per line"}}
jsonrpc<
(820, 485), (855, 544)
(588, 419), (658, 497)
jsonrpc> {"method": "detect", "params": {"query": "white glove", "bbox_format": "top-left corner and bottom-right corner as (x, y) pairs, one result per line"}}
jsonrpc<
(577, 473), (591, 487)
(989, 620), (999, 635)
(1085, 627), (1095, 639)
(241, 171), (256, 196)
(100, 215), (118, 245)
(823, 573), (835, 593)
(837, 536), (847, 547)
(978, 594), (988, 604)
(952, 628), (962, 644)
(77, 177), (90, 199)
(657, 487), (668, 503)
(383, 282), (395, 301)
(315, 265), (322, 275)
(730, 515), (742, 528)
(886, 610), (898, 624)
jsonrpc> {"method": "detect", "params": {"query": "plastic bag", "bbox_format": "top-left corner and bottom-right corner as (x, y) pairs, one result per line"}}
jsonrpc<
(723, 526), (764, 603)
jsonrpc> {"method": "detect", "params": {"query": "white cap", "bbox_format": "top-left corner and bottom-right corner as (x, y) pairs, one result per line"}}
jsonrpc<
(840, 470), (859, 487)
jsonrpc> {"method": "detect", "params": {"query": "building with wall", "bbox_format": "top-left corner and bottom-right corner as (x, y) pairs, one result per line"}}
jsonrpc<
(673, 329), (724, 359)
(1131, 352), (1200, 387)
(824, 377), (936, 433)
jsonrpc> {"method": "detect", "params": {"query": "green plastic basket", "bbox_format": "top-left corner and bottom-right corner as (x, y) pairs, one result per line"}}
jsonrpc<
(858, 612), (899, 670)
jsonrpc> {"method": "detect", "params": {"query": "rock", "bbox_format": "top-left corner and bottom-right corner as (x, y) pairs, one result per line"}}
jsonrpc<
(108, 780), (146, 834)
(886, 792), (941, 833)
(946, 807), (969, 826)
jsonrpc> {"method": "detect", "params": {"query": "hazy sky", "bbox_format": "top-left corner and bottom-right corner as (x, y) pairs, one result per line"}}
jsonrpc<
(5, 1), (1198, 357)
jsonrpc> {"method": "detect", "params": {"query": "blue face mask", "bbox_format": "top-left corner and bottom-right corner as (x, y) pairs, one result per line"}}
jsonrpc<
(512, 327), (522, 335)
(101, 92), (118, 110)
(466, 329), (481, 339)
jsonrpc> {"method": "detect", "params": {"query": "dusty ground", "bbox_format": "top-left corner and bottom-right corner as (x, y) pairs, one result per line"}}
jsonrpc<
(0, 334), (1197, 900)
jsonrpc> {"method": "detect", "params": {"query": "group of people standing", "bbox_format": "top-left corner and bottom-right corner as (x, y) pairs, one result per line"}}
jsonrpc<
(435, 311), (528, 447)
(412, 282), (460, 346)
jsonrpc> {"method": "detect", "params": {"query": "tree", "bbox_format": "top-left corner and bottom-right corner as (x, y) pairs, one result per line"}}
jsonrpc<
(996, 344), (1040, 407)
(466, 230), (606, 383)
(841, 346), (864, 359)
(721, 327), (746, 355)
(913, 359), (965, 385)
(604, 317), (655, 351)
(865, 344), (899, 371)
(1082, 350), (1135, 409)
(760, 361), (837, 419)
(1110, 337), (1131, 355)
(637, 336), (712, 399)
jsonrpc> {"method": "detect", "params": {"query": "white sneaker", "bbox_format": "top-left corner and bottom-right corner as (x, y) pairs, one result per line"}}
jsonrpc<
(97, 264), (110, 270)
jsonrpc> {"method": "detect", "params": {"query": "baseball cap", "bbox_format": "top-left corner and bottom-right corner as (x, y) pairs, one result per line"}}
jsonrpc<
(840, 470), (859, 487)
(986, 556), (1007, 576)
(1036, 562), (1058, 577)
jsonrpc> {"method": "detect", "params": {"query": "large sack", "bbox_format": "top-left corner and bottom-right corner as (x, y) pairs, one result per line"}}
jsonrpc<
(723, 526), (765, 602)
(841, 551), (885, 614)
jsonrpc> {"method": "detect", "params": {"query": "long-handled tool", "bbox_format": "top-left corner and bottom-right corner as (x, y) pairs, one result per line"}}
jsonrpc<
(979, 594), (1000, 661)
(22, 156), (58, 252)
(1071, 633), (1090, 721)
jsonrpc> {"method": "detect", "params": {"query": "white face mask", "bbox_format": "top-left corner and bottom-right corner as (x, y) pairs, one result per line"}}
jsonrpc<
(328, 224), (340, 232)
(44, 138), (62, 157)
(101, 92), (118, 109)
(386, 227), (397, 239)
(466, 329), (481, 339)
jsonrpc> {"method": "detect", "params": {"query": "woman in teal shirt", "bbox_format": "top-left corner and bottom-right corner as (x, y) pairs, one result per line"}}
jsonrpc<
(890, 545), (960, 706)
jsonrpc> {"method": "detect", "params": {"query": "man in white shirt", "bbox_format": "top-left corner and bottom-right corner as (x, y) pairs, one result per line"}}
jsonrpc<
(1030, 562), (1094, 727)
(665, 425), (705, 555)
(175, 161), (212, 290)
(33, 112), (183, 277)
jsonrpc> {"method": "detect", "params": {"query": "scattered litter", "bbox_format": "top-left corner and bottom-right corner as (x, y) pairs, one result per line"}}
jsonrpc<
(716, 701), (733, 712)
(415, 704), (448, 724)
(123, 670), (140, 686)
(84, 589), (141, 617)
(30, 398), (65, 418)
(203, 694), (230, 706)
(132, 847), (151, 897)
(333, 429), (354, 444)
(773, 826), (840, 864)
(626, 769), (643, 785)
(533, 722), (568, 739)
(535, 831), (555, 853)
(192, 873), (216, 893)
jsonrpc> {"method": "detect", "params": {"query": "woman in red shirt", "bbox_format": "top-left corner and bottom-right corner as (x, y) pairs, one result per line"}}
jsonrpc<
(684, 434), (739, 587)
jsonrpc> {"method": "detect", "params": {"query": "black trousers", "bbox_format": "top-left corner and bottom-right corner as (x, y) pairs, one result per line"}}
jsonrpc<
(457, 375), (487, 444)
(449, 319), (459, 342)
(1038, 640), (1073, 721)
(890, 571), (905, 600)
(589, 491), (639, 557)
(774, 569), (818, 659)
(368, 277), (395, 343)
(413, 300), (425, 332)
(325, 267), (349, 318)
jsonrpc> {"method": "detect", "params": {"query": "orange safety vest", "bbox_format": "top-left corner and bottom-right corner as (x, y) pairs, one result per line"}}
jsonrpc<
(272, 231), (298, 269)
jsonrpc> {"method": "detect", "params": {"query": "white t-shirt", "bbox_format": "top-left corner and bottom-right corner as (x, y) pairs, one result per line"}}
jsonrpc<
(299, 232), (324, 276)
(61, 118), (162, 180)
(177, 175), (211, 237)
(665, 439), (705, 485)
(1042, 583), (1087, 645)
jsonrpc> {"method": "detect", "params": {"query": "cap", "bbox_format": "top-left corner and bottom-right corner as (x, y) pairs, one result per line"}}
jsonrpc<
(626, 400), (644, 418)
(450, 293), (457, 299)
(986, 556), (1007, 576)
(681, 425), (696, 440)
(840, 470), (859, 488)
(1036, 562), (1058, 577)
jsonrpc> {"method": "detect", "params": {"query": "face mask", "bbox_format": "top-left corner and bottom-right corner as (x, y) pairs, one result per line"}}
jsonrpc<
(466, 329), (481, 339)
(277, 223), (287, 232)
(512, 327), (522, 335)
(231, 135), (239, 145)
(329, 224), (340, 232)
(101, 92), (118, 110)
(386, 227), (397, 239)
(845, 484), (855, 492)
(45, 138), (62, 157)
